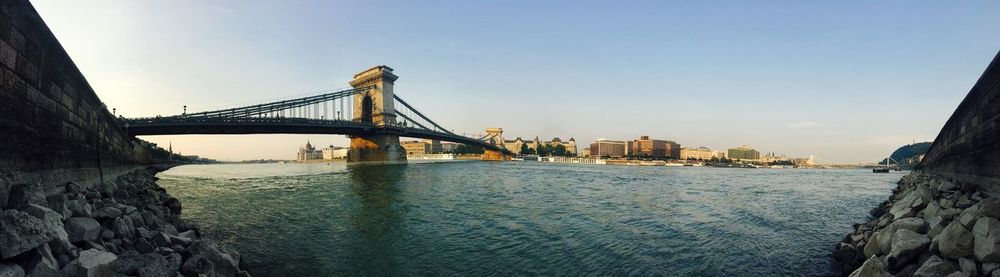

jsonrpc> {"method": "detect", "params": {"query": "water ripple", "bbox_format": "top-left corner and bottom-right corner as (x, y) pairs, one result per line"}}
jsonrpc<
(157, 162), (902, 276)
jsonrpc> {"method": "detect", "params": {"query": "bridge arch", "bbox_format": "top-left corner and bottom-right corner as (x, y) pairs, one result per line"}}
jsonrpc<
(360, 95), (373, 123)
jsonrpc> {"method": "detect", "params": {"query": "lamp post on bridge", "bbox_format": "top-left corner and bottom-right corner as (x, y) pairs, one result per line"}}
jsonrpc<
(183, 105), (187, 115)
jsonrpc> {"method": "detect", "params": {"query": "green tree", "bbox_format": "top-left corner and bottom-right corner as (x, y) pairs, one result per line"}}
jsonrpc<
(553, 144), (567, 156)
(537, 144), (550, 156)
(519, 144), (530, 155)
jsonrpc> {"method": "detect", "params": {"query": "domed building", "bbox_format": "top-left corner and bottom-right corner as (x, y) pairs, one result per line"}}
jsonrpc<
(297, 141), (323, 161)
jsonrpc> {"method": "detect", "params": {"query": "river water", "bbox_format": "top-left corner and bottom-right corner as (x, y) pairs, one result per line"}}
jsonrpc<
(156, 161), (904, 276)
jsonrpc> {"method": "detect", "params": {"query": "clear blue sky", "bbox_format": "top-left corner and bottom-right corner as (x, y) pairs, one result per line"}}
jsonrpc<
(31, 0), (1000, 162)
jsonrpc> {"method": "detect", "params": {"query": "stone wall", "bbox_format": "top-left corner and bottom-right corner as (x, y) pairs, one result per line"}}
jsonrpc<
(0, 0), (164, 199)
(920, 50), (1000, 191)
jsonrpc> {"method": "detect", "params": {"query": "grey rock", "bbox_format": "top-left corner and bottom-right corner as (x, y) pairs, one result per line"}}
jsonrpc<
(84, 190), (100, 200)
(161, 224), (179, 236)
(64, 217), (100, 243)
(126, 213), (145, 229)
(943, 198), (956, 209)
(45, 194), (71, 220)
(890, 191), (922, 220)
(179, 256), (213, 277)
(134, 238), (155, 254)
(185, 239), (240, 277)
(983, 198), (1000, 219)
(152, 232), (172, 247)
(956, 194), (975, 209)
(922, 202), (942, 223)
(914, 255), (959, 277)
(959, 258), (978, 277)
(929, 222), (946, 239)
(164, 197), (181, 214)
(985, 263), (1000, 276)
(973, 217), (1000, 262)
(22, 205), (70, 250)
(91, 206), (122, 219)
(140, 211), (163, 229)
(154, 247), (173, 256)
(0, 210), (54, 259)
(136, 227), (156, 239)
(66, 200), (92, 218)
(61, 249), (116, 277)
(5, 183), (46, 210)
(111, 217), (132, 239)
(888, 229), (930, 269)
(934, 221), (975, 259)
(939, 180), (957, 192)
(167, 234), (192, 247)
(942, 208), (963, 221)
(55, 255), (70, 270)
(873, 217), (927, 255)
(863, 237), (880, 258)
(0, 262), (25, 277)
(112, 251), (176, 277)
(79, 241), (107, 252)
(65, 182), (82, 194)
(960, 205), (982, 228)
(121, 205), (137, 215)
(944, 272), (968, 277)
(15, 245), (59, 277)
(178, 230), (197, 240)
(849, 255), (887, 277)
(100, 229), (114, 240)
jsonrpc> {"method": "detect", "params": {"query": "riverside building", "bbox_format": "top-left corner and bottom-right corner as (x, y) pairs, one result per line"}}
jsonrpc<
(322, 147), (349, 159)
(503, 136), (578, 155)
(401, 139), (447, 156)
(727, 145), (761, 161)
(589, 139), (628, 158)
(627, 136), (681, 159)
(680, 147), (716, 160)
(296, 141), (323, 161)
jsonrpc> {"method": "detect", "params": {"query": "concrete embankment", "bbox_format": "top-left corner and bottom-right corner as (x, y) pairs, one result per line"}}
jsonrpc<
(1, 165), (251, 276)
(835, 51), (1000, 276)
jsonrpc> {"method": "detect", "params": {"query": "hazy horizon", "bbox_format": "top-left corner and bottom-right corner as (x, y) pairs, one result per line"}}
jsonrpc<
(30, 1), (1000, 162)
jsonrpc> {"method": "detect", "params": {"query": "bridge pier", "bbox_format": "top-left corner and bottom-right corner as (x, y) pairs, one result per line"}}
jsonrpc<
(481, 128), (509, 161)
(347, 135), (407, 164)
(346, 66), (407, 164)
(481, 149), (509, 161)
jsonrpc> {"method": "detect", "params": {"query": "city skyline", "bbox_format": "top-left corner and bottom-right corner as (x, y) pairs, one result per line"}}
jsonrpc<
(30, 1), (1000, 162)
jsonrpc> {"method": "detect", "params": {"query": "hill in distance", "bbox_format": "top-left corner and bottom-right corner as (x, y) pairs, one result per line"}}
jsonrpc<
(878, 142), (932, 168)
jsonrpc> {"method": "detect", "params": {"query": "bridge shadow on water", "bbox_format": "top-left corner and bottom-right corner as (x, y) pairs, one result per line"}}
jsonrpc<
(344, 164), (408, 274)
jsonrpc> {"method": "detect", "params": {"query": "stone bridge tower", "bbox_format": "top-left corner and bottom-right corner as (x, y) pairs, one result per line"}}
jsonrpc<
(482, 127), (510, 161)
(346, 66), (406, 163)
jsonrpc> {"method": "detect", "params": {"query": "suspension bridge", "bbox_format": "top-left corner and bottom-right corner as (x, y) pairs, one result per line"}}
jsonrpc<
(121, 66), (513, 163)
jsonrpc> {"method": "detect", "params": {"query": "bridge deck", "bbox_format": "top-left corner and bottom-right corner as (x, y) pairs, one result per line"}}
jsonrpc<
(123, 117), (512, 154)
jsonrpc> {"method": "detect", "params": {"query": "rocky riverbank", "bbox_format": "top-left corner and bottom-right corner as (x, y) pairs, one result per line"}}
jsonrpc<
(0, 166), (250, 277)
(834, 172), (1000, 276)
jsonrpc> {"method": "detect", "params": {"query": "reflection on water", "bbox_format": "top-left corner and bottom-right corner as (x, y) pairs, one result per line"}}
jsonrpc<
(346, 164), (406, 275)
(157, 162), (903, 276)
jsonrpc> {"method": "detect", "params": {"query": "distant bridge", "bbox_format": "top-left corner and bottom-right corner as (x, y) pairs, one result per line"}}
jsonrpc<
(122, 66), (513, 163)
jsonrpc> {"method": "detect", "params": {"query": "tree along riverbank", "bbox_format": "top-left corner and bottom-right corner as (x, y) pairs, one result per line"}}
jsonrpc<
(835, 172), (1000, 276)
(1, 165), (251, 276)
